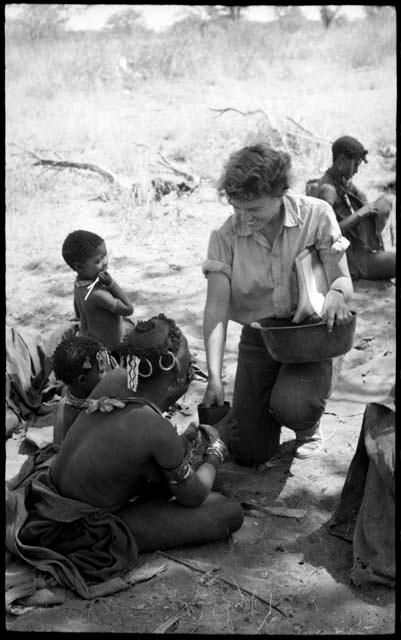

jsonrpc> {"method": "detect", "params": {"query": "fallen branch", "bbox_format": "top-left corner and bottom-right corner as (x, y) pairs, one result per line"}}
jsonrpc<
(209, 107), (289, 150)
(286, 116), (331, 145)
(26, 151), (133, 189)
(153, 614), (181, 634)
(156, 550), (285, 616)
(241, 501), (307, 520)
(209, 107), (271, 119)
(25, 149), (199, 200)
(156, 151), (196, 183)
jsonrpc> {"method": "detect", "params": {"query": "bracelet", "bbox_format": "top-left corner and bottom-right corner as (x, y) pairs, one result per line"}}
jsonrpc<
(203, 438), (226, 467)
(330, 287), (345, 299)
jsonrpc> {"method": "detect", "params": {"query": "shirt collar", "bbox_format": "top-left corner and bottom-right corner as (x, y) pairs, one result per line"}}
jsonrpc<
(235, 192), (302, 237)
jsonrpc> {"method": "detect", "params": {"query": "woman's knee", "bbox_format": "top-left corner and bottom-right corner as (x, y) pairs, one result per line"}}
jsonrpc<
(270, 394), (325, 430)
(221, 497), (244, 533)
(205, 492), (244, 533)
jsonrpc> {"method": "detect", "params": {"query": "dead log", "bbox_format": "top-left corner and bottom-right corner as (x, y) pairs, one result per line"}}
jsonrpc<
(26, 149), (199, 202)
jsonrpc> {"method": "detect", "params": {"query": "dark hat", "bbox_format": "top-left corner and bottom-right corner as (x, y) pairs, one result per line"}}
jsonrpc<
(332, 136), (368, 163)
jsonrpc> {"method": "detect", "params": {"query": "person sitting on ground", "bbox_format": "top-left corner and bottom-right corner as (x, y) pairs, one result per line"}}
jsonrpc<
(312, 135), (395, 280)
(6, 314), (243, 599)
(201, 142), (353, 466)
(52, 335), (120, 445)
(62, 229), (134, 354)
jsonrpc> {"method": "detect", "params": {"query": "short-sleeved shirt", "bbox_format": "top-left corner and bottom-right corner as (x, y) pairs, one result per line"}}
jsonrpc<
(74, 279), (123, 351)
(202, 191), (349, 325)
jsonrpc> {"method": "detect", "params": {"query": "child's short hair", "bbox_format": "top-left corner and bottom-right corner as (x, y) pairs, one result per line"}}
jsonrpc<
(53, 335), (104, 385)
(62, 230), (104, 269)
(217, 143), (292, 201)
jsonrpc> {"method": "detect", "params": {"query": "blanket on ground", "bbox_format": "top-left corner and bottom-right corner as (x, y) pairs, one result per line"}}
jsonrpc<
(5, 323), (78, 437)
(6, 444), (139, 601)
(328, 399), (395, 588)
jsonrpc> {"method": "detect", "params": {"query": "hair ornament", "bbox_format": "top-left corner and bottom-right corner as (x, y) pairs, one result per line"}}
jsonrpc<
(127, 355), (139, 391)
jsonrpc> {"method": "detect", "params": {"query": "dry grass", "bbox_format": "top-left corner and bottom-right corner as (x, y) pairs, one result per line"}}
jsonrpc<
(6, 14), (396, 332)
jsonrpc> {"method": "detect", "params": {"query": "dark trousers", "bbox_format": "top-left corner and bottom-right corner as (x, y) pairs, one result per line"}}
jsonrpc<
(229, 324), (339, 466)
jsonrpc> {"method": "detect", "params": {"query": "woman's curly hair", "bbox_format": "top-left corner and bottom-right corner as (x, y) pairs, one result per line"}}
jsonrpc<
(53, 335), (103, 385)
(217, 143), (292, 201)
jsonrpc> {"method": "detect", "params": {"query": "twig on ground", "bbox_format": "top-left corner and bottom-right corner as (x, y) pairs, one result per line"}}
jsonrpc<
(156, 151), (196, 182)
(156, 550), (285, 616)
(241, 501), (306, 520)
(210, 107), (270, 119)
(27, 151), (122, 185)
(256, 591), (272, 633)
(153, 614), (181, 633)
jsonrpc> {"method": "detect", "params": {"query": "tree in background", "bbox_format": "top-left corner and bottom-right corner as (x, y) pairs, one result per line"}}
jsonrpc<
(205, 6), (250, 21)
(5, 4), (87, 41)
(364, 5), (395, 20)
(104, 7), (146, 35)
(273, 6), (305, 32)
(320, 5), (343, 29)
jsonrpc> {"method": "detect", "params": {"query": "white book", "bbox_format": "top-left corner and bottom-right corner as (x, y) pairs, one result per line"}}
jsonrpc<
(292, 248), (329, 324)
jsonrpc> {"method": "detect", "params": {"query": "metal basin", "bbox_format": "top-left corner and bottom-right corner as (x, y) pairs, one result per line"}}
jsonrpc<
(254, 311), (357, 363)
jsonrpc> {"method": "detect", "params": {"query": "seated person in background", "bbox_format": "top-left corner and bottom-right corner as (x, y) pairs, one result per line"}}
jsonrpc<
(6, 314), (243, 599)
(52, 335), (120, 445)
(62, 229), (134, 354)
(312, 135), (395, 280)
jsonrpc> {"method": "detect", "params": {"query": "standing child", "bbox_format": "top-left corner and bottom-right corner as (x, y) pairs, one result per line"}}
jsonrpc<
(62, 230), (134, 353)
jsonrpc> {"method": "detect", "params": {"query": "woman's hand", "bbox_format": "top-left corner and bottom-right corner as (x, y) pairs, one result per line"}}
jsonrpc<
(321, 289), (352, 333)
(201, 379), (225, 407)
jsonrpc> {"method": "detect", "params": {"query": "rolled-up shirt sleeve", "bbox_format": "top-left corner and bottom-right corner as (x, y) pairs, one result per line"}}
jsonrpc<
(202, 229), (233, 280)
(315, 202), (350, 264)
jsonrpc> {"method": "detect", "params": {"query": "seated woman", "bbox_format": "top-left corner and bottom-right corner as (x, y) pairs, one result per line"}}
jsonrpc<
(6, 314), (243, 599)
(201, 142), (353, 465)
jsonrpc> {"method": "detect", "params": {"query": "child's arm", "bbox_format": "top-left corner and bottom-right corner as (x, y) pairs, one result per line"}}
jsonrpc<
(95, 271), (134, 317)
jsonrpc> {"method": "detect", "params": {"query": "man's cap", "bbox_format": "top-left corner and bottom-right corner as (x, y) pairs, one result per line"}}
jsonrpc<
(332, 136), (368, 163)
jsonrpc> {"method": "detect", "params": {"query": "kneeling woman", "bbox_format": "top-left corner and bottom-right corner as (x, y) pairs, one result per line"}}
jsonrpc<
(201, 143), (353, 465)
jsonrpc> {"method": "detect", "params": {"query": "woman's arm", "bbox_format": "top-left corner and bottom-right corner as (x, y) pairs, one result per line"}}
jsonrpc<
(202, 272), (231, 407)
(152, 418), (224, 507)
(321, 254), (353, 332)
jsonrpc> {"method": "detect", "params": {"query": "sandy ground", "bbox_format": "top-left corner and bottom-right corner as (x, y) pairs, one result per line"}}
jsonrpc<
(5, 178), (396, 633)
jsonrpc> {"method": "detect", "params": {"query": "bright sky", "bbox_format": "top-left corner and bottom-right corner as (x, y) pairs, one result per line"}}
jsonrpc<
(6, 4), (367, 32)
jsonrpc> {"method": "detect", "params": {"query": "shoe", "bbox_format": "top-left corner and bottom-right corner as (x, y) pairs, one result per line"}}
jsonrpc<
(294, 424), (323, 459)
